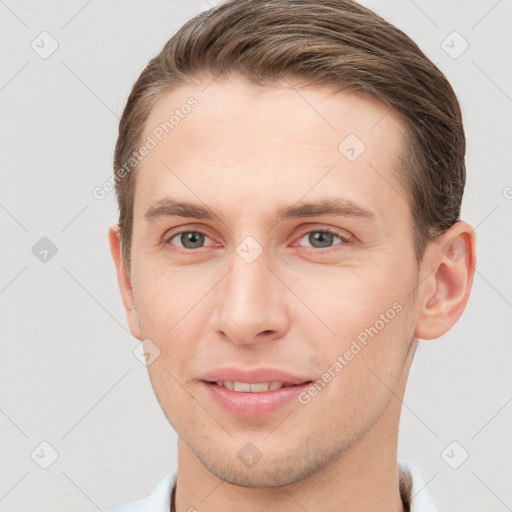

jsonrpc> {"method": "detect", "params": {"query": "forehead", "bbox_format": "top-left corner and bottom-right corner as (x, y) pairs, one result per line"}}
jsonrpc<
(143, 77), (404, 154)
(134, 77), (409, 224)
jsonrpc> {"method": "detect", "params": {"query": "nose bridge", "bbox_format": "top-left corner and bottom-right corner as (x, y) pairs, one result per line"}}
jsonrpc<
(214, 237), (288, 343)
(230, 244), (270, 307)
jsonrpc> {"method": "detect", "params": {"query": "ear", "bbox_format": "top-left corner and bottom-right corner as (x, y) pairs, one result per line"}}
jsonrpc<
(414, 221), (476, 340)
(108, 224), (142, 341)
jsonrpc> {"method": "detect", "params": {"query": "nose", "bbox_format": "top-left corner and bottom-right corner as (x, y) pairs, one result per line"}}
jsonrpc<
(211, 243), (290, 346)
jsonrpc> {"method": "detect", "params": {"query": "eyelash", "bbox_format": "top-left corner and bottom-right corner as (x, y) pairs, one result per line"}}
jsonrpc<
(164, 227), (352, 253)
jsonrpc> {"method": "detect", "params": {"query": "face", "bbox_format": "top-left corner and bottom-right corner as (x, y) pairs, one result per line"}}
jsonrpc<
(114, 77), (429, 486)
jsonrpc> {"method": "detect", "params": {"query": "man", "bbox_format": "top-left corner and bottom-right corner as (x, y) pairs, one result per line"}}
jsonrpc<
(108, 0), (475, 510)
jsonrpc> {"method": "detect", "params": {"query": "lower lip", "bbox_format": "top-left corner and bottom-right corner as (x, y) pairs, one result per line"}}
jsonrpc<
(200, 381), (312, 417)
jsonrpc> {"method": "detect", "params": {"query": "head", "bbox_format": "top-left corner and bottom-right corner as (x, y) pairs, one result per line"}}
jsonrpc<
(109, 0), (475, 487)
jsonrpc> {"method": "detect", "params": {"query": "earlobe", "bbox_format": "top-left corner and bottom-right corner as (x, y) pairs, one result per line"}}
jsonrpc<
(108, 224), (142, 340)
(414, 222), (476, 340)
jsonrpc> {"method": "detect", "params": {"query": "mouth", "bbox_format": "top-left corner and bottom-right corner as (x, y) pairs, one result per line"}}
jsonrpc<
(200, 379), (314, 417)
(205, 380), (312, 392)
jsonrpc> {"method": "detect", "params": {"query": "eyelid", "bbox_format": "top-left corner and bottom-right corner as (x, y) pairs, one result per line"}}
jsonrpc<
(163, 221), (216, 238)
(300, 224), (351, 238)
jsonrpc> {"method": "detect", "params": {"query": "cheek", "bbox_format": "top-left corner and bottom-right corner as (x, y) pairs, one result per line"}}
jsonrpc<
(288, 261), (409, 336)
(132, 264), (215, 391)
(298, 303), (414, 433)
(132, 262), (213, 337)
(293, 265), (415, 397)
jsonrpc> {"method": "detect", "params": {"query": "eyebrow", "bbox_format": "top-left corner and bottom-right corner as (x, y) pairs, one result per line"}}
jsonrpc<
(144, 197), (377, 224)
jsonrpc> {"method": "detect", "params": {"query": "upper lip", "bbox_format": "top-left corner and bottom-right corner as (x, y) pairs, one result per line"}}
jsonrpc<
(200, 367), (312, 385)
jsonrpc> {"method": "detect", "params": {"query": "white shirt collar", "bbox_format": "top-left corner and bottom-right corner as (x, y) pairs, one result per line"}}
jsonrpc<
(398, 461), (438, 512)
(109, 462), (438, 512)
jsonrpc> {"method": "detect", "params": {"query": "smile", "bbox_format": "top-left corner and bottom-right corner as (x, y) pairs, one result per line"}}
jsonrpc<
(211, 380), (298, 392)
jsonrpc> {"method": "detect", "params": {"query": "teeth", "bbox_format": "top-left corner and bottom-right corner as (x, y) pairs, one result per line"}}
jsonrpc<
(250, 382), (271, 392)
(214, 381), (289, 392)
(234, 382), (252, 392)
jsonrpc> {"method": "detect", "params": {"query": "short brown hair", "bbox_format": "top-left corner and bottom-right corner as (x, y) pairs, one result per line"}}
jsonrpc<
(113, 0), (465, 274)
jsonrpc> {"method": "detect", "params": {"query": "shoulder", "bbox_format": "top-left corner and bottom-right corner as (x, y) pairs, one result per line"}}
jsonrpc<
(107, 469), (177, 512)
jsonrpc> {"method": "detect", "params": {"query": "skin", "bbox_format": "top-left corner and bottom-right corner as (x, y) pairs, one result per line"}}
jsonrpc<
(109, 77), (476, 512)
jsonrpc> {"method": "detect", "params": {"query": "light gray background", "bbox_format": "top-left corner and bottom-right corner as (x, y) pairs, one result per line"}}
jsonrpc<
(1, 0), (511, 511)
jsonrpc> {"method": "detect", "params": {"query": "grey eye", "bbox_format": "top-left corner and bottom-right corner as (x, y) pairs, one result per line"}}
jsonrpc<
(172, 231), (207, 249)
(300, 230), (342, 249)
